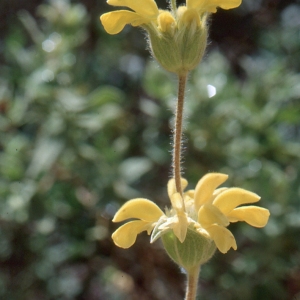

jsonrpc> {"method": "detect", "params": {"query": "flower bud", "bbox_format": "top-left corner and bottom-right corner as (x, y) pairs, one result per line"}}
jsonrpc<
(145, 8), (208, 75)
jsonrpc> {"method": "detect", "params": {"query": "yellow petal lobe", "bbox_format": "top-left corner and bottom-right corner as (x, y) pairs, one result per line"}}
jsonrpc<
(170, 192), (184, 211)
(107, 0), (159, 19)
(213, 188), (260, 216)
(100, 11), (147, 34)
(187, 0), (242, 12)
(177, 5), (187, 17)
(157, 11), (176, 32)
(185, 189), (195, 199)
(112, 198), (164, 222)
(172, 213), (188, 243)
(112, 220), (151, 248)
(194, 173), (228, 211)
(198, 203), (229, 227)
(178, 8), (201, 28)
(227, 206), (270, 227)
(205, 224), (237, 253)
(212, 187), (228, 198)
(167, 178), (188, 198)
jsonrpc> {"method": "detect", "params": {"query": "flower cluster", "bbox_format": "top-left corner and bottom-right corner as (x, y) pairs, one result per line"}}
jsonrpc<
(100, 0), (241, 74)
(112, 173), (270, 255)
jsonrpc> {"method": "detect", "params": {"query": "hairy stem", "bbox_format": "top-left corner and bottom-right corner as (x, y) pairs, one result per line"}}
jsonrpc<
(170, 0), (177, 14)
(173, 74), (187, 201)
(185, 266), (201, 300)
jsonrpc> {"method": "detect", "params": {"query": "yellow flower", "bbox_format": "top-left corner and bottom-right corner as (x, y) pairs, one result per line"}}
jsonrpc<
(112, 173), (270, 254)
(100, 0), (242, 73)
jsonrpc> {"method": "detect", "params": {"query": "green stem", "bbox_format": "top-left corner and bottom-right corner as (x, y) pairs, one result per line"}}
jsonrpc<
(185, 265), (201, 300)
(170, 0), (177, 14)
(173, 74), (187, 202)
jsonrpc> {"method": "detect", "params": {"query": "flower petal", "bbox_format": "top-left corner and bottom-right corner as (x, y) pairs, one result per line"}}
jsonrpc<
(157, 11), (176, 32)
(100, 11), (147, 34)
(178, 7), (201, 28)
(185, 189), (195, 199)
(187, 0), (241, 13)
(172, 213), (188, 243)
(112, 198), (164, 222)
(198, 203), (229, 228)
(227, 206), (270, 227)
(167, 177), (188, 198)
(194, 173), (228, 211)
(213, 188), (260, 216)
(205, 224), (237, 253)
(112, 220), (151, 248)
(107, 0), (159, 19)
(212, 187), (228, 198)
(170, 192), (184, 211)
(150, 215), (169, 243)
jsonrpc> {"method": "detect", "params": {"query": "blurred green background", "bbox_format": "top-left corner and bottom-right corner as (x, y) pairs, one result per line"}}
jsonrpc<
(0, 0), (299, 299)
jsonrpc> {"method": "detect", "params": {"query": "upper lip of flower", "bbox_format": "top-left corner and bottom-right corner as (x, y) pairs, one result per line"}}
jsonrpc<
(186, 0), (242, 12)
(107, 0), (160, 20)
(111, 173), (270, 253)
(111, 198), (165, 248)
(100, 0), (160, 35)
